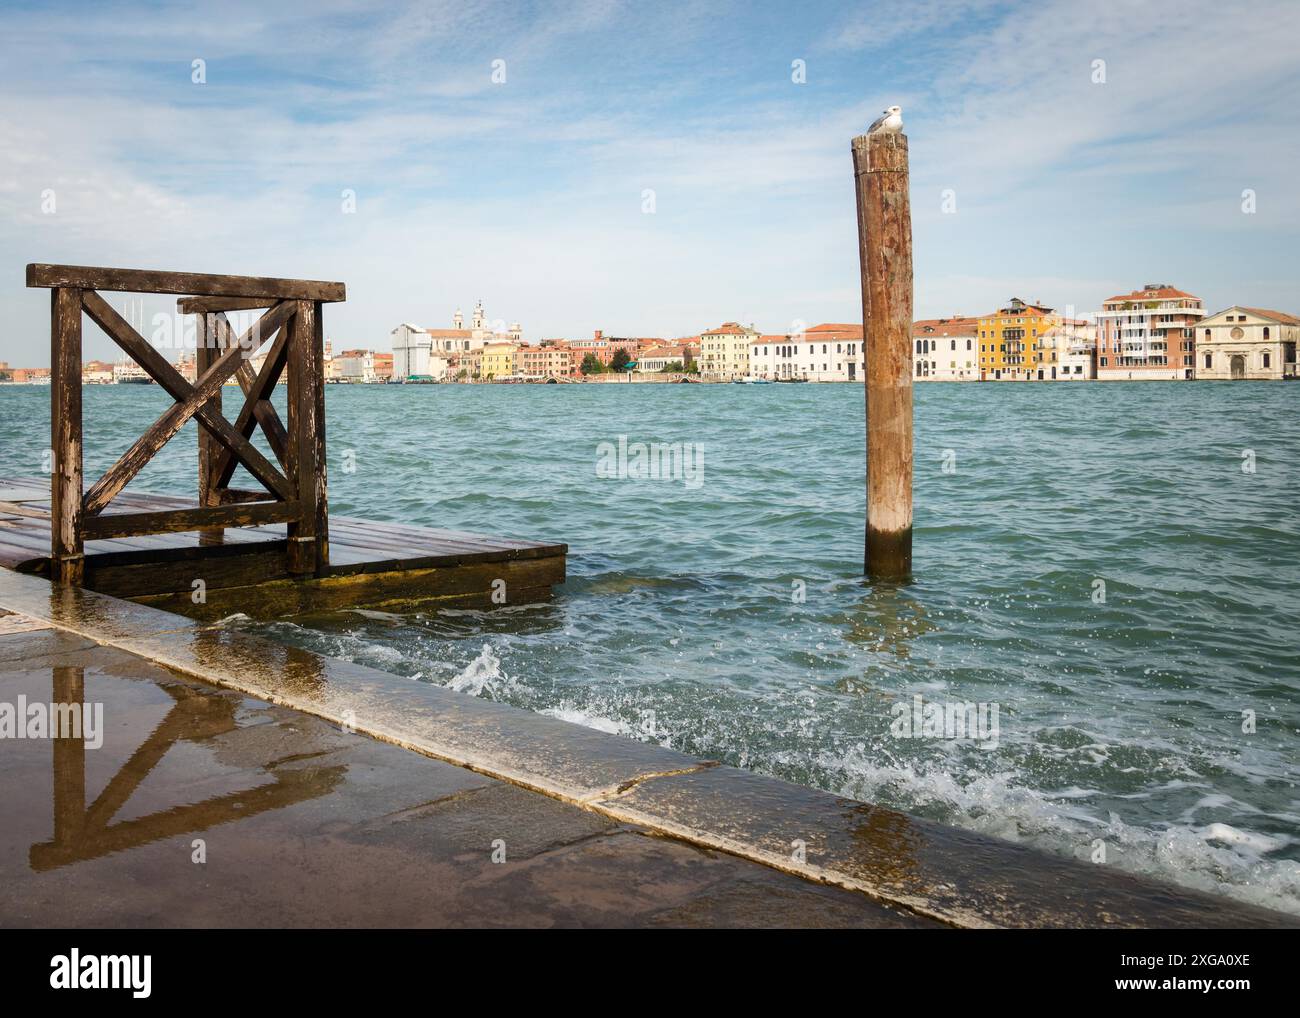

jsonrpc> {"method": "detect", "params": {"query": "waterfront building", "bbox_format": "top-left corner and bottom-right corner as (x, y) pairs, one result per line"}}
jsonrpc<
(333, 349), (370, 382)
(391, 322), (433, 379)
(459, 347), (483, 380)
(1094, 284), (1202, 381)
(366, 352), (393, 382)
(1046, 319), (1097, 380)
(568, 330), (648, 369)
(700, 322), (759, 380)
(519, 341), (576, 379)
(480, 341), (518, 380)
(747, 324), (863, 381)
(82, 360), (115, 384)
(390, 303), (522, 381)
(425, 329), (479, 355)
(635, 345), (692, 373)
(912, 316), (980, 380)
(1195, 306), (1300, 380)
(978, 299), (1060, 380)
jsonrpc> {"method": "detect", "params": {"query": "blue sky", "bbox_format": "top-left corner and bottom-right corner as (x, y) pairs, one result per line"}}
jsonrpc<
(2, 0), (1299, 364)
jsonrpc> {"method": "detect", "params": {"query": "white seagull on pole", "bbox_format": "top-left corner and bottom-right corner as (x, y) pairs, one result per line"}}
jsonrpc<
(868, 105), (903, 135)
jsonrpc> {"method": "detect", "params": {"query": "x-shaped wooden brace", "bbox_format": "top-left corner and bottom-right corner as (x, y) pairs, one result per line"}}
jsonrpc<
(80, 293), (297, 515)
(205, 311), (292, 494)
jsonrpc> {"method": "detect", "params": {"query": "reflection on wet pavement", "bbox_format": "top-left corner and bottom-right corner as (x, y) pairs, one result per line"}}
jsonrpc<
(0, 626), (935, 928)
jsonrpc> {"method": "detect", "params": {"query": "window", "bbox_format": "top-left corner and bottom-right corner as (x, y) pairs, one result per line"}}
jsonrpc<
(1263, 352), (1271, 368)
(1205, 329), (1211, 339)
(1204, 353), (1211, 369)
(967, 340), (972, 350)
(1263, 327), (1270, 339)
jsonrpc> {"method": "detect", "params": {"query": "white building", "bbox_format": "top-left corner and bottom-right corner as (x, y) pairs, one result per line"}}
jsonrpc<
(391, 323), (434, 380)
(1196, 306), (1300, 380)
(1046, 319), (1097, 380)
(635, 346), (688, 373)
(913, 317), (979, 380)
(748, 324), (864, 381)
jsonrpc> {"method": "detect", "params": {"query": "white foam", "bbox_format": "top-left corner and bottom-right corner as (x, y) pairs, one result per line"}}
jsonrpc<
(540, 706), (635, 736)
(446, 643), (505, 697)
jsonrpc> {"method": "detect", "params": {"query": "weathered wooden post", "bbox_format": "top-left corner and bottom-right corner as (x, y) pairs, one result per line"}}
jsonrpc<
(285, 299), (327, 575)
(852, 129), (913, 580)
(50, 285), (84, 585)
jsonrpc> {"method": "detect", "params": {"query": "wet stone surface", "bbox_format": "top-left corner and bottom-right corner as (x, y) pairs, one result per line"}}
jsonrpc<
(0, 626), (935, 928)
(111, 625), (712, 802)
(605, 765), (1300, 929)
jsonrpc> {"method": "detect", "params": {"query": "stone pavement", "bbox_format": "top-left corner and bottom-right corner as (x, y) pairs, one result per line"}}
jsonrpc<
(0, 621), (934, 928)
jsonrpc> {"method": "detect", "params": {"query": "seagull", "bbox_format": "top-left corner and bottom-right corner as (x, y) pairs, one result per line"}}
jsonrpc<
(868, 105), (903, 135)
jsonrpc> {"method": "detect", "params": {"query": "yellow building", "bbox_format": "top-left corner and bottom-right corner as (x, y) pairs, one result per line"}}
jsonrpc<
(977, 298), (1061, 380)
(480, 341), (519, 380)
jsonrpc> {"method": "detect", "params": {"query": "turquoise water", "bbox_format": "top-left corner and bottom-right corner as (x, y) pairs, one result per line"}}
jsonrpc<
(2, 380), (1298, 911)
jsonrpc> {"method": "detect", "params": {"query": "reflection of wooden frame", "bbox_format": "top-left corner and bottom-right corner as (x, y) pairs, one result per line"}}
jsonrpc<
(26, 264), (345, 585)
(30, 666), (343, 872)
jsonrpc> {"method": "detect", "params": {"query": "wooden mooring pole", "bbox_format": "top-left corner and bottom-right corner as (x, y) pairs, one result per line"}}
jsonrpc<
(852, 129), (913, 580)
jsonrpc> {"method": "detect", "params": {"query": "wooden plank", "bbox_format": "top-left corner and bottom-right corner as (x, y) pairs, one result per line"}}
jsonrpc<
(218, 488), (278, 504)
(28, 264), (345, 302)
(0, 501), (52, 520)
(0, 533), (50, 569)
(0, 485), (48, 502)
(85, 544), (291, 597)
(133, 555), (565, 621)
(50, 286), (84, 585)
(83, 501), (302, 540)
(178, 296), (276, 314)
(82, 291), (293, 503)
(81, 299), (297, 514)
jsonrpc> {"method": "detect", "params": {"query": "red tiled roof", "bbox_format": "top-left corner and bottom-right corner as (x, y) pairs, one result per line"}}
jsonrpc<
(806, 322), (860, 333)
(1103, 285), (1199, 304)
(700, 322), (755, 336)
(912, 316), (981, 337)
(639, 345), (686, 359)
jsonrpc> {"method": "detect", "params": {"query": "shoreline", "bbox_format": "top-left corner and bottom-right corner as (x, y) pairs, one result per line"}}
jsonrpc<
(1, 567), (1294, 929)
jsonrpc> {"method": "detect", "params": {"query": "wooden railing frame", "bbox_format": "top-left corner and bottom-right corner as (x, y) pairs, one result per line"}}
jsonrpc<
(27, 264), (343, 585)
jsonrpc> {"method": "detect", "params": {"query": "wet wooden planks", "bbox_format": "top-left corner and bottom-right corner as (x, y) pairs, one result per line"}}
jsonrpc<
(0, 477), (566, 609)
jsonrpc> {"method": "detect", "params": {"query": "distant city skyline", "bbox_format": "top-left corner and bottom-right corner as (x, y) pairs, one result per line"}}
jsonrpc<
(3, 0), (1299, 366)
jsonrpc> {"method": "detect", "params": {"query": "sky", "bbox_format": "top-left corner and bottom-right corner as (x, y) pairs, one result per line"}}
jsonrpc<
(2, 0), (1299, 365)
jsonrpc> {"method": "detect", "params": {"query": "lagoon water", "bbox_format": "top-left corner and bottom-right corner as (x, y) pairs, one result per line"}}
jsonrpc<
(2, 380), (1297, 911)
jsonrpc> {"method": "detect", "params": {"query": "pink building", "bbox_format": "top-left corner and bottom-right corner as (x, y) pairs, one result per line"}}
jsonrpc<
(1095, 284), (1203, 381)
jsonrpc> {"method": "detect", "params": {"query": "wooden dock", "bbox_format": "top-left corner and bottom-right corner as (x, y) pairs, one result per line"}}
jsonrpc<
(3, 263), (565, 618)
(0, 478), (566, 618)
